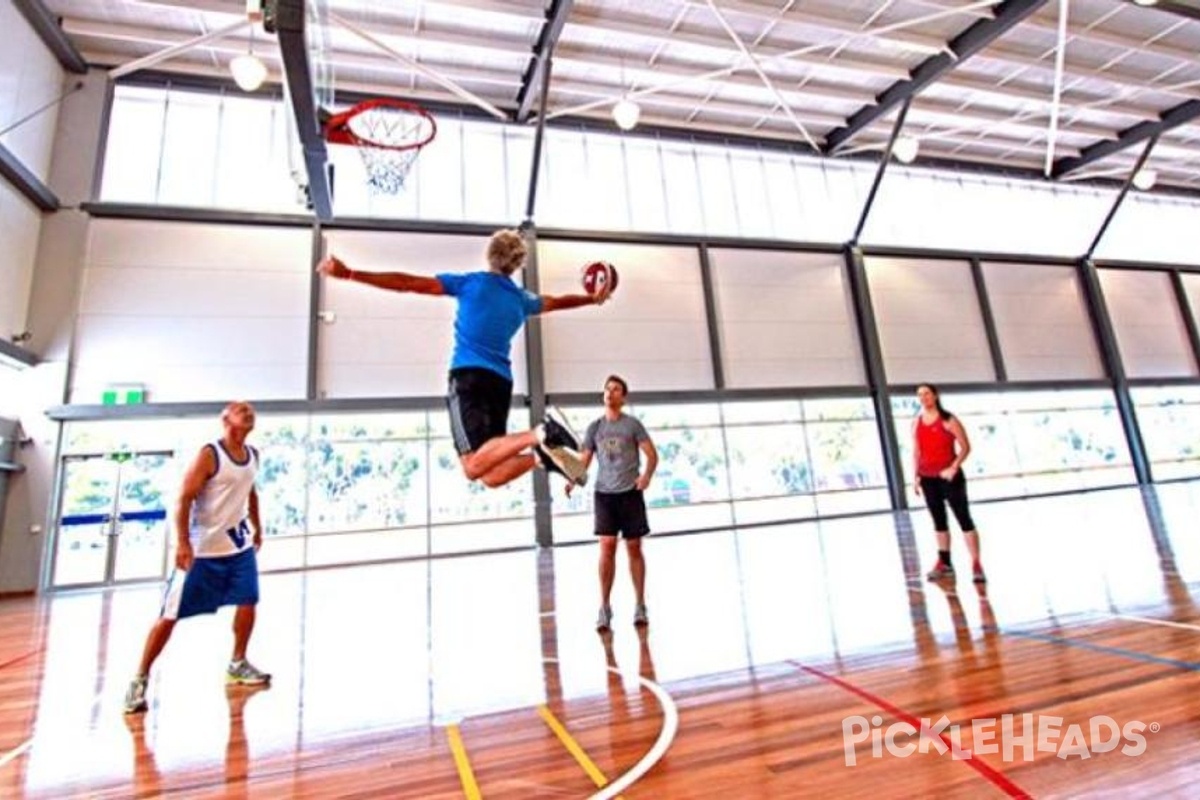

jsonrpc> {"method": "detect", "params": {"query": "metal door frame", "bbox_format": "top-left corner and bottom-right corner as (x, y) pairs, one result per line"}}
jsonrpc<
(49, 449), (175, 591)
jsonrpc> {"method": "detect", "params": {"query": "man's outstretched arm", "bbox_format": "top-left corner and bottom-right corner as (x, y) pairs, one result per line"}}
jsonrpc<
(540, 282), (611, 313)
(318, 255), (445, 296)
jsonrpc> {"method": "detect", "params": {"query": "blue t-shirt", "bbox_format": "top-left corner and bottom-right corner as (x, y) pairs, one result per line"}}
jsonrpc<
(436, 271), (543, 381)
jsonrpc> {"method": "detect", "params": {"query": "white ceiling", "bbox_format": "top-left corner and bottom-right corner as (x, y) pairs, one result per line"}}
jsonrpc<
(43, 0), (1200, 191)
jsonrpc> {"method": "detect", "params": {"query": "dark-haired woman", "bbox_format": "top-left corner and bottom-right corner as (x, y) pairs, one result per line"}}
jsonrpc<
(913, 384), (985, 584)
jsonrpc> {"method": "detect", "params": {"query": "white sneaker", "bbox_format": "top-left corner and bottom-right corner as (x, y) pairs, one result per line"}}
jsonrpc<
(540, 445), (588, 486)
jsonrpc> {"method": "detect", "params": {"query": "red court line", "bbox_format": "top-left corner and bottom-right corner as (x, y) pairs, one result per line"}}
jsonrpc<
(0, 649), (42, 672)
(791, 660), (1031, 800)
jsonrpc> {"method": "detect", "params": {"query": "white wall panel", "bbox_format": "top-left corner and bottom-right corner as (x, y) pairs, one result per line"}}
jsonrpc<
(72, 220), (311, 402)
(0, 5), (62, 349)
(865, 257), (993, 384)
(538, 240), (712, 393)
(982, 262), (1104, 381)
(709, 249), (863, 388)
(0, 182), (40, 341)
(1099, 269), (1197, 378)
(0, 2), (64, 178)
(319, 230), (529, 397)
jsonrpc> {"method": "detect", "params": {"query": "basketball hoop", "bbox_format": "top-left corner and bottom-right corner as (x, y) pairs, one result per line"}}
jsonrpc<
(324, 98), (437, 195)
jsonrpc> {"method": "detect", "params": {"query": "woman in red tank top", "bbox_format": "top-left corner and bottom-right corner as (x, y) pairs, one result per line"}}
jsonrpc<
(912, 384), (986, 585)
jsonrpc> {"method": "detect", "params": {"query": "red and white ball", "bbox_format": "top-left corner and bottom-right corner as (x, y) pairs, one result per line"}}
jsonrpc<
(581, 261), (619, 295)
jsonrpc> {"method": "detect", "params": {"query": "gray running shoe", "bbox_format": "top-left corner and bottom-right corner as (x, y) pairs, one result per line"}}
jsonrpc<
(226, 659), (271, 686)
(926, 563), (956, 582)
(124, 675), (148, 714)
(596, 605), (613, 632)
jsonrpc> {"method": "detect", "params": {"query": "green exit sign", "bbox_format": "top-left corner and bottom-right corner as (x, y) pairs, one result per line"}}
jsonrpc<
(102, 385), (146, 406)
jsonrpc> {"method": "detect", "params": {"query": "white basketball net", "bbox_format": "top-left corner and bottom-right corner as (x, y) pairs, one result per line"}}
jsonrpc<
(347, 106), (433, 195)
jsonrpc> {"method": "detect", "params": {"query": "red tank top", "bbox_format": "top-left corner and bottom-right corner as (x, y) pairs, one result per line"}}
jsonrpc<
(916, 415), (956, 476)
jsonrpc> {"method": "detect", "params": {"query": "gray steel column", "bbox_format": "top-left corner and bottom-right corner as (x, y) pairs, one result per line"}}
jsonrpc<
(523, 52), (555, 224)
(843, 245), (906, 509)
(970, 258), (1007, 382)
(307, 222), (324, 400)
(1077, 258), (1152, 484)
(1085, 135), (1158, 260)
(521, 41), (559, 546)
(522, 224), (554, 547)
(697, 243), (726, 389)
(850, 96), (911, 245)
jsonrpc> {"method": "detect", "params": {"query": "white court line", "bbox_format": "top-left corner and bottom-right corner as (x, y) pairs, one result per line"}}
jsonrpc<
(538, 656), (679, 800)
(0, 739), (33, 769)
(589, 665), (679, 800)
(1113, 614), (1200, 634)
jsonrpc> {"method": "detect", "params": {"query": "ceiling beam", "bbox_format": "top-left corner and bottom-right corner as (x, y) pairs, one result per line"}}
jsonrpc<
(72, 17), (1171, 132)
(1123, 0), (1200, 23)
(515, 0), (574, 123)
(66, 19), (523, 90)
(268, 0), (333, 220)
(824, 0), (1049, 154)
(12, 0), (88, 73)
(1053, 98), (1200, 177)
(0, 338), (39, 369)
(0, 141), (59, 212)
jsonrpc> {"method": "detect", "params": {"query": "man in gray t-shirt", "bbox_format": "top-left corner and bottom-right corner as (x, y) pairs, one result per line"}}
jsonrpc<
(570, 374), (658, 631)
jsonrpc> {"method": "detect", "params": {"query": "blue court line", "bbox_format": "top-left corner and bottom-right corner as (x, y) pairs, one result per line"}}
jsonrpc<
(995, 627), (1200, 671)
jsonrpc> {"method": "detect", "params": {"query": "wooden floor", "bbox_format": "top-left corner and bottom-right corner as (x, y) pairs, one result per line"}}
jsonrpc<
(2, 482), (1200, 798)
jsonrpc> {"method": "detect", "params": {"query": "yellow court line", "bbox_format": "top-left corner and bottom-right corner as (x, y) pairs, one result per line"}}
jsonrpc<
(445, 724), (482, 800)
(536, 704), (619, 795)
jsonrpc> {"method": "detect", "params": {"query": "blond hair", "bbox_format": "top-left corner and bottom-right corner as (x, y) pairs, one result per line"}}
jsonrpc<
(487, 229), (528, 275)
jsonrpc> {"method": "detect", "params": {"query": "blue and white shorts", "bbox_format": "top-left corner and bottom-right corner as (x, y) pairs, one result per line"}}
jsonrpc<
(160, 548), (260, 620)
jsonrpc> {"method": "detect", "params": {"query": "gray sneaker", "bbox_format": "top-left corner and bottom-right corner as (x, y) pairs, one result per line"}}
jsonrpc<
(595, 605), (613, 632)
(926, 563), (956, 582)
(226, 659), (271, 685)
(540, 445), (588, 486)
(124, 675), (148, 714)
(633, 604), (649, 626)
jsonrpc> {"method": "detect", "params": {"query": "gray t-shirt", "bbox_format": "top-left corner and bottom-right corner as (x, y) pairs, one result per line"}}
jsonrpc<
(583, 413), (651, 494)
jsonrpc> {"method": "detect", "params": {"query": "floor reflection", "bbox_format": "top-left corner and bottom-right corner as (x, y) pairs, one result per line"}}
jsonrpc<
(1, 481), (1198, 797)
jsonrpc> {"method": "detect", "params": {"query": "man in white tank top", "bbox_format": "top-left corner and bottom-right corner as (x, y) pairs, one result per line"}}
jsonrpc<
(125, 401), (271, 714)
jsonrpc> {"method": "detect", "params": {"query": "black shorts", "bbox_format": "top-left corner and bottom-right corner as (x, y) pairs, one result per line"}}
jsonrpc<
(447, 367), (513, 455)
(594, 489), (650, 539)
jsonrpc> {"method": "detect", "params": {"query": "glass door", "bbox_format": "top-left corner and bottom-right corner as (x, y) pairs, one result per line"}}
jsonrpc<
(51, 451), (174, 589)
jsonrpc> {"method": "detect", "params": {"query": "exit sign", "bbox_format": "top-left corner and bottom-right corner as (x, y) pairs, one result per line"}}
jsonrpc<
(102, 385), (146, 406)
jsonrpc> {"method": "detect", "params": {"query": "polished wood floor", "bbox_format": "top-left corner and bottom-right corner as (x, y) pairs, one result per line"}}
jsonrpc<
(1, 482), (1199, 798)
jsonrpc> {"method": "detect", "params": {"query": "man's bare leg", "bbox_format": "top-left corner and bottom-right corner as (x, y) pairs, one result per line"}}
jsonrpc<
(476, 453), (538, 488)
(459, 430), (540, 481)
(136, 618), (177, 677)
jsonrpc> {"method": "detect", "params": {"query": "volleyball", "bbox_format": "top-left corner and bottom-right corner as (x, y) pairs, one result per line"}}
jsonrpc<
(581, 261), (619, 295)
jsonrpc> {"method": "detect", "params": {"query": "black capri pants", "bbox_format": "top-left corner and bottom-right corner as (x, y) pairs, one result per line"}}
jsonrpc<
(919, 472), (976, 532)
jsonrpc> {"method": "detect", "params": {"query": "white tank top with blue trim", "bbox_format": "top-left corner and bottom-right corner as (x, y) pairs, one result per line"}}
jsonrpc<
(188, 441), (259, 558)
